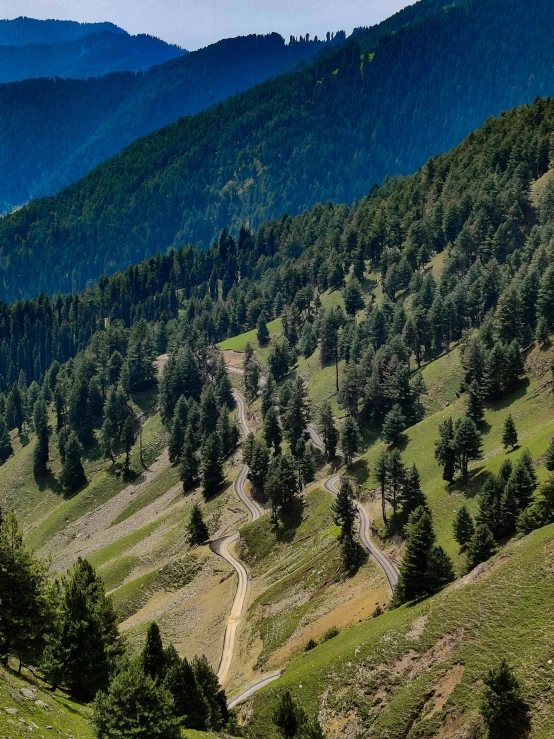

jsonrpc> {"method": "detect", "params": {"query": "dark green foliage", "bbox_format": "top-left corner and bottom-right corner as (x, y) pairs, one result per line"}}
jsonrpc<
(192, 655), (228, 731)
(179, 435), (199, 493)
(261, 374), (277, 419)
(382, 403), (406, 445)
(452, 505), (475, 547)
(244, 348), (261, 402)
(272, 690), (324, 739)
(32, 397), (49, 475)
(298, 323), (318, 358)
(466, 524), (497, 572)
(59, 430), (86, 493)
(43, 558), (122, 701)
(282, 377), (310, 450)
(332, 480), (357, 541)
(141, 622), (166, 682)
(93, 662), (181, 739)
(453, 416), (483, 483)
(0, 512), (49, 665)
(435, 417), (456, 483)
(247, 439), (270, 496)
(266, 454), (299, 521)
(480, 660), (530, 739)
(394, 507), (454, 605)
(506, 457), (536, 510)
(5, 384), (24, 434)
(0, 416), (13, 463)
(340, 416), (361, 466)
(400, 464), (428, 517)
(264, 406), (282, 454)
(342, 278), (364, 317)
(201, 433), (224, 498)
(318, 402), (339, 461)
(545, 437), (554, 472)
(466, 381), (485, 426)
(517, 475), (554, 534)
(257, 311), (270, 346)
(187, 504), (209, 546)
(163, 657), (210, 730)
(502, 414), (518, 450)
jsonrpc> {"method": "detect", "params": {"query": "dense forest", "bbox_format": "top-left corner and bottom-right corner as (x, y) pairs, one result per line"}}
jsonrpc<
(0, 17), (127, 45)
(0, 33), (334, 212)
(1, 0), (553, 300)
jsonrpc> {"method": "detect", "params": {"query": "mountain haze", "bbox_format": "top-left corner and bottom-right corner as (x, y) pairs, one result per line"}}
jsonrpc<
(0, 0), (553, 301)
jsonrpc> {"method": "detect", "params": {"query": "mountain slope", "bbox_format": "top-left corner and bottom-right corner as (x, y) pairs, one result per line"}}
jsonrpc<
(2, 0), (554, 300)
(0, 17), (126, 45)
(0, 33), (332, 212)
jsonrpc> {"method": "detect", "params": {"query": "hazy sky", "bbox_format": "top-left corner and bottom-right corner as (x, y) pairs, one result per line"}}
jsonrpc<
(1, 0), (413, 50)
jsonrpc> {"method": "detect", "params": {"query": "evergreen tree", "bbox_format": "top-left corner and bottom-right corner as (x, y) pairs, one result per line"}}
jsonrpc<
(59, 430), (86, 493)
(187, 504), (209, 546)
(385, 448), (406, 520)
(200, 385), (218, 438)
(43, 558), (122, 700)
(264, 406), (282, 454)
(453, 416), (483, 483)
(5, 384), (24, 435)
(298, 322), (318, 358)
(266, 454), (299, 521)
(382, 403), (406, 445)
(318, 401), (339, 461)
(343, 278), (365, 317)
(499, 485), (519, 535)
(256, 311), (270, 346)
(502, 414), (518, 450)
(282, 377), (310, 449)
(505, 460), (535, 510)
(340, 415), (361, 466)
(192, 655), (228, 731)
(435, 417), (456, 482)
(338, 362), (361, 418)
(0, 512), (49, 666)
(412, 372), (427, 416)
(247, 440), (270, 496)
(0, 416), (13, 463)
(93, 662), (180, 739)
(142, 622), (166, 682)
(168, 398), (187, 462)
(426, 545), (455, 592)
(466, 381), (485, 426)
(214, 359), (235, 410)
(33, 397), (49, 475)
(332, 480), (357, 541)
(216, 406), (238, 458)
(180, 435), (199, 493)
(201, 433), (224, 498)
(466, 524), (497, 572)
(261, 374), (277, 418)
(401, 464), (428, 517)
(272, 690), (316, 739)
(480, 660), (530, 739)
(121, 415), (135, 477)
(163, 657), (210, 729)
(375, 450), (389, 526)
(297, 441), (316, 487)
(452, 505), (475, 547)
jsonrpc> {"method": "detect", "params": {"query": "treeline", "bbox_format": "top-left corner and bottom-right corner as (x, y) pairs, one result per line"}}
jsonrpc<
(2, 0), (554, 298)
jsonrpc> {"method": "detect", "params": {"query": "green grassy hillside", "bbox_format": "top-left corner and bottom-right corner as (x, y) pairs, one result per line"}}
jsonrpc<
(244, 521), (554, 738)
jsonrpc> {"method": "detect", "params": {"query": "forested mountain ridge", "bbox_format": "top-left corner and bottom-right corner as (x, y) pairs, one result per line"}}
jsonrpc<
(0, 20), (185, 84)
(2, 0), (554, 301)
(0, 33), (333, 213)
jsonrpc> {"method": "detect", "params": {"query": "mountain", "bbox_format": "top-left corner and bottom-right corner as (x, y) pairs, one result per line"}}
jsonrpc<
(0, 33), (336, 213)
(0, 17), (185, 84)
(0, 0), (553, 302)
(2, 90), (554, 736)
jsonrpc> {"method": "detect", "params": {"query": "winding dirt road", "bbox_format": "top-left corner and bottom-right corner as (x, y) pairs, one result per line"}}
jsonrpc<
(210, 389), (264, 690)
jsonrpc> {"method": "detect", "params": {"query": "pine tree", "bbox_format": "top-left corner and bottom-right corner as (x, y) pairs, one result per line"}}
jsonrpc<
(264, 406), (282, 454)
(382, 403), (406, 445)
(452, 505), (475, 547)
(412, 372), (427, 416)
(340, 415), (361, 466)
(59, 430), (86, 493)
(375, 450), (389, 526)
(201, 433), (224, 498)
(480, 660), (530, 739)
(466, 524), (497, 572)
(435, 417), (456, 482)
(385, 448), (406, 520)
(282, 377), (310, 449)
(453, 416), (483, 483)
(332, 480), (357, 541)
(394, 507), (437, 604)
(0, 512), (49, 666)
(43, 558), (122, 700)
(256, 311), (270, 346)
(163, 657), (210, 729)
(466, 381), (485, 426)
(5, 383), (24, 435)
(179, 435), (199, 493)
(273, 690), (309, 739)
(499, 485), (519, 535)
(247, 440), (270, 496)
(266, 454), (299, 521)
(168, 400), (187, 462)
(33, 397), (49, 475)
(0, 416), (13, 463)
(142, 622), (166, 682)
(505, 460), (535, 510)
(121, 415), (135, 477)
(192, 655), (228, 730)
(187, 504), (209, 546)
(261, 374), (276, 418)
(502, 414), (518, 450)
(200, 385), (218, 438)
(244, 345), (261, 401)
(318, 401), (339, 461)
(214, 359), (235, 410)
(93, 662), (180, 739)
(401, 464), (428, 517)
(342, 278), (364, 317)
(217, 406), (238, 458)
(298, 443), (316, 487)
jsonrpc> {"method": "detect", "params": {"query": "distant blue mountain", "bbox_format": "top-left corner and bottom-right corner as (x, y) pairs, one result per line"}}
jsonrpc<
(0, 17), (185, 82)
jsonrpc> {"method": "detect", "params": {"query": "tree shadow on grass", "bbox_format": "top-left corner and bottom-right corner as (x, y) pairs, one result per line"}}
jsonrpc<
(35, 469), (63, 495)
(485, 377), (530, 412)
(348, 458), (370, 486)
(448, 466), (490, 499)
(273, 496), (305, 544)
